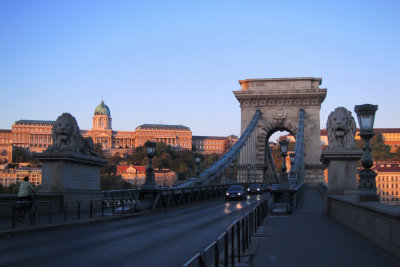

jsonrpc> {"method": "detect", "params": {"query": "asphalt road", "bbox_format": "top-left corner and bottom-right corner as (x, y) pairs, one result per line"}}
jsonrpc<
(0, 194), (266, 267)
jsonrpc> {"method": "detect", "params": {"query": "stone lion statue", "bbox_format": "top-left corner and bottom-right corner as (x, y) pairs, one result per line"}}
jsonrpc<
(327, 107), (356, 151)
(46, 113), (98, 156)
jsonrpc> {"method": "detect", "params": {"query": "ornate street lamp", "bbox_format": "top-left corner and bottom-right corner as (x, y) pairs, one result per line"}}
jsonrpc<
(279, 139), (289, 184)
(142, 141), (159, 190)
(354, 104), (378, 201)
(195, 153), (201, 177)
(289, 153), (296, 168)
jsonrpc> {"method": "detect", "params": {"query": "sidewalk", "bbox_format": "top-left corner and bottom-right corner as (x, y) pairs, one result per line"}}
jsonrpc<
(245, 188), (400, 266)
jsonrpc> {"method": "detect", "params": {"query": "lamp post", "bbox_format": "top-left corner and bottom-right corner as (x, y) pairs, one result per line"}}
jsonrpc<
(289, 153), (296, 169)
(354, 104), (378, 201)
(279, 140), (289, 185)
(288, 152), (296, 185)
(142, 141), (159, 190)
(195, 153), (201, 177)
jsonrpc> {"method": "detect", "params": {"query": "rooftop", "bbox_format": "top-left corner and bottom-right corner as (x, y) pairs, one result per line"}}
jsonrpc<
(14, 120), (55, 125)
(136, 124), (190, 131)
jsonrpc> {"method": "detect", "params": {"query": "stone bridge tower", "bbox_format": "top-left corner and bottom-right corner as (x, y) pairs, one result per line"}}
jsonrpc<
(233, 77), (327, 185)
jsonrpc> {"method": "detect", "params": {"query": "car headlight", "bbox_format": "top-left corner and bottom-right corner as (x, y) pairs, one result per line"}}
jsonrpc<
(226, 193), (230, 196)
(238, 193), (241, 195)
(257, 188), (260, 191)
(247, 188), (250, 191)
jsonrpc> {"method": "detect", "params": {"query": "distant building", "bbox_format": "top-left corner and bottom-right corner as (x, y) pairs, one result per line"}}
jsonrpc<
(134, 124), (192, 150)
(0, 167), (41, 187)
(192, 135), (238, 154)
(0, 130), (12, 163)
(0, 100), (237, 162)
(116, 165), (178, 188)
(81, 100), (135, 155)
(374, 162), (400, 205)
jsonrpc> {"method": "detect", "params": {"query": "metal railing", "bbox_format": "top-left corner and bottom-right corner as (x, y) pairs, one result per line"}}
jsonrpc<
(180, 110), (261, 187)
(183, 198), (268, 267)
(0, 200), (52, 229)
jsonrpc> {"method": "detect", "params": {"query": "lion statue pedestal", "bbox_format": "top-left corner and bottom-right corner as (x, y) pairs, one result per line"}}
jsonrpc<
(320, 107), (362, 195)
(34, 113), (107, 209)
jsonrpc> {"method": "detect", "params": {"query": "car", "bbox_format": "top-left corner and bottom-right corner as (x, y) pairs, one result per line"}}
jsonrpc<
(261, 183), (270, 192)
(225, 185), (246, 200)
(246, 183), (263, 194)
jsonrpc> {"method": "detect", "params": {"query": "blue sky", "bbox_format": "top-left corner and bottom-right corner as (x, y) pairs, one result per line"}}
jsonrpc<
(1, 0), (399, 138)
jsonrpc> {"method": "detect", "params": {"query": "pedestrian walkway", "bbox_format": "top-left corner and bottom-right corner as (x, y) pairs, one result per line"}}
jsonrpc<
(245, 188), (400, 266)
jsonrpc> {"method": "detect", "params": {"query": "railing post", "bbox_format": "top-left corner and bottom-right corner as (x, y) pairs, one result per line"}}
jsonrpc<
(30, 203), (36, 225)
(224, 231), (228, 265)
(11, 205), (16, 228)
(199, 251), (205, 267)
(214, 239), (219, 267)
(241, 217), (245, 252)
(236, 220), (241, 262)
(102, 200), (105, 216)
(231, 227), (235, 267)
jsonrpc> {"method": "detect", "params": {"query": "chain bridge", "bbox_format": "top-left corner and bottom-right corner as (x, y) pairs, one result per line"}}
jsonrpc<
(0, 77), (399, 266)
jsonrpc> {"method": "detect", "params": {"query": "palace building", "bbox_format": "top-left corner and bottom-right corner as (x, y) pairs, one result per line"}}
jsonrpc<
(81, 100), (135, 153)
(134, 124), (192, 150)
(192, 135), (238, 154)
(0, 100), (237, 163)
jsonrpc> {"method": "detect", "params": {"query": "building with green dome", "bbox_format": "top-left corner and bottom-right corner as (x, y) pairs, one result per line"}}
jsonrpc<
(81, 100), (135, 151)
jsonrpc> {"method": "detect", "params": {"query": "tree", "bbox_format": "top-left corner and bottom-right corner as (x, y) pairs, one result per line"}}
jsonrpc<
(12, 147), (31, 163)
(356, 133), (391, 161)
(393, 147), (400, 161)
(100, 175), (132, 190)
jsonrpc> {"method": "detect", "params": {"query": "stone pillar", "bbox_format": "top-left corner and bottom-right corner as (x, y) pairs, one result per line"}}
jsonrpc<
(321, 150), (362, 195)
(35, 152), (107, 204)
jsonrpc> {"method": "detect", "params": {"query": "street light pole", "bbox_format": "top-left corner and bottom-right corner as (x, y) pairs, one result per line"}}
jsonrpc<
(142, 141), (159, 190)
(279, 140), (289, 186)
(288, 152), (296, 185)
(355, 104), (379, 201)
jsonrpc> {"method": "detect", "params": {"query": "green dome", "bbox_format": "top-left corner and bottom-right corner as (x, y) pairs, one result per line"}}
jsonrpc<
(94, 101), (111, 116)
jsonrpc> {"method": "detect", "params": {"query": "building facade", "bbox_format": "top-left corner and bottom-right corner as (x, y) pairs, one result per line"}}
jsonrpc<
(0, 100), (238, 162)
(134, 124), (192, 150)
(0, 167), (42, 187)
(374, 163), (400, 205)
(192, 135), (238, 154)
(81, 100), (135, 152)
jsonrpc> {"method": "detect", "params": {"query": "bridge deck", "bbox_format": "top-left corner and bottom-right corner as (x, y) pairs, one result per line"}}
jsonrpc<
(247, 187), (400, 266)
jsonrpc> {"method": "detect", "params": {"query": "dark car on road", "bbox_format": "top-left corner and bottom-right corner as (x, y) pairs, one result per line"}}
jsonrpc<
(225, 185), (246, 200)
(246, 183), (263, 194)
